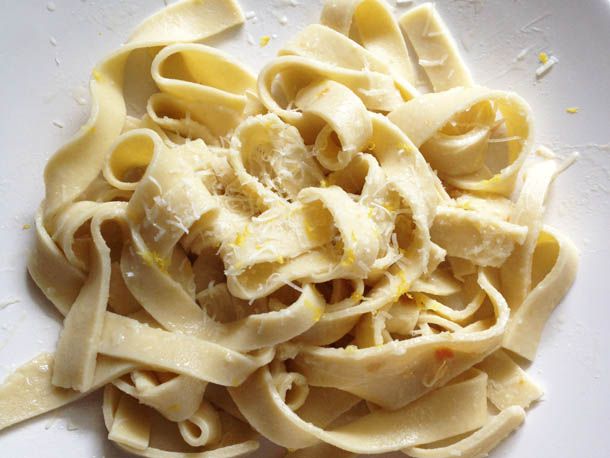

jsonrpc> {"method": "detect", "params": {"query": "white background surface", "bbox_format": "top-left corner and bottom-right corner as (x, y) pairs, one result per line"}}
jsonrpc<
(0, 1), (609, 457)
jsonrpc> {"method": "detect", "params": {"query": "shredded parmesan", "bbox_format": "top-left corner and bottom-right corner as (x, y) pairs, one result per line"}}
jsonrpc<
(535, 55), (559, 77)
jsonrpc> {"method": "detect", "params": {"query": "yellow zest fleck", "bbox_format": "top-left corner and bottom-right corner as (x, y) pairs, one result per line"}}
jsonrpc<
(235, 261), (244, 269)
(345, 345), (358, 354)
(398, 142), (411, 152)
(458, 201), (473, 211)
(484, 175), (501, 185)
(383, 200), (398, 212)
(396, 270), (410, 296)
(92, 69), (103, 82)
(317, 87), (330, 98)
(304, 300), (323, 322)
(22, 223), (31, 230)
(255, 243), (263, 250)
(320, 179), (328, 188)
(351, 291), (363, 302)
(351, 230), (357, 242)
(139, 249), (169, 272)
(412, 292), (427, 309)
(232, 225), (250, 247)
(304, 222), (315, 238)
(538, 52), (549, 64)
(565, 107), (579, 114)
(367, 207), (374, 218)
(341, 248), (356, 266)
(276, 256), (285, 264)
(259, 35), (271, 47)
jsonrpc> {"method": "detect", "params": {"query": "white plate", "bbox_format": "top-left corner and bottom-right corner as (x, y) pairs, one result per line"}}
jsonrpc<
(0, 1), (609, 457)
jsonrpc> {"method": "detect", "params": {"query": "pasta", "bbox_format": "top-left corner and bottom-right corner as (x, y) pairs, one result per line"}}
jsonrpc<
(0, 0), (578, 457)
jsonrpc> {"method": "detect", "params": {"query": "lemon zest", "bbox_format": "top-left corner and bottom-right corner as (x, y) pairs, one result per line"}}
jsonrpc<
(139, 249), (169, 272)
(396, 270), (410, 297)
(484, 175), (501, 185)
(341, 248), (356, 266)
(232, 225), (250, 247)
(538, 52), (548, 64)
(304, 299), (323, 322)
(92, 69), (103, 82)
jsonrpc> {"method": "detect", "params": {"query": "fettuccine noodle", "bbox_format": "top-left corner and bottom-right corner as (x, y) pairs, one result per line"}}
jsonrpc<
(0, 1), (578, 457)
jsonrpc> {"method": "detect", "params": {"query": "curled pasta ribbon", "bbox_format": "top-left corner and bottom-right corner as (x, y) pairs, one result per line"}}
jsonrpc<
(42, 0), (245, 218)
(178, 400), (222, 447)
(257, 54), (408, 143)
(280, 23), (418, 104)
(112, 370), (207, 422)
(229, 114), (324, 206)
(431, 205), (528, 267)
(404, 406), (526, 458)
(502, 226), (578, 360)
(389, 86), (533, 195)
(292, 268), (508, 409)
(52, 202), (128, 391)
(0, 353), (134, 431)
(399, 3), (474, 91)
(149, 44), (257, 143)
(320, 0), (417, 84)
(230, 367), (489, 453)
(103, 384), (260, 457)
(477, 349), (543, 410)
(297, 80), (372, 171)
(222, 184), (381, 300)
(123, 233), (328, 351)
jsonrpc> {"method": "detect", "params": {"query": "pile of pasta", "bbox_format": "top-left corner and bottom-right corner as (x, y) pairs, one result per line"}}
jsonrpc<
(0, 0), (578, 457)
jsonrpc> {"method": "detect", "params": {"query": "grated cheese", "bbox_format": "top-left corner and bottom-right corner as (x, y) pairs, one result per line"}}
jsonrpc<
(419, 55), (448, 68)
(535, 55), (558, 77)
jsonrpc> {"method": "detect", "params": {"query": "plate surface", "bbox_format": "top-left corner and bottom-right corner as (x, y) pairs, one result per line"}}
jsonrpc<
(0, 1), (609, 457)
